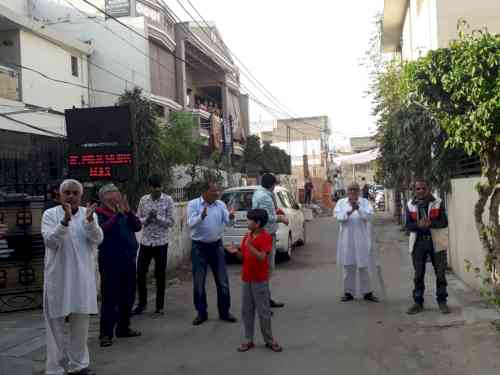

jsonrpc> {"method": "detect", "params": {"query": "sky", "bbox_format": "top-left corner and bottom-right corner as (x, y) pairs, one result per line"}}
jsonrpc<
(168, 0), (384, 143)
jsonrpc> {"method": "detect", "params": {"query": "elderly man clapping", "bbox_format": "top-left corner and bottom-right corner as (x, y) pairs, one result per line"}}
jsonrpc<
(96, 184), (142, 347)
(41, 179), (103, 375)
(334, 182), (379, 303)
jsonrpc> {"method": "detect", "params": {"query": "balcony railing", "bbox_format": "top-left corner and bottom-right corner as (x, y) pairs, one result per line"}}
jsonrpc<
(136, 0), (174, 39)
(0, 64), (20, 101)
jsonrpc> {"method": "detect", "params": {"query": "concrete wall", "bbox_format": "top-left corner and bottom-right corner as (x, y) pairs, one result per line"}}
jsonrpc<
(385, 188), (396, 216)
(165, 202), (191, 271)
(0, 0), (29, 15)
(31, 2), (151, 108)
(401, 0), (500, 61)
(0, 30), (21, 65)
(30, 0), (106, 19)
(446, 177), (499, 290)
(401, 0), (439, 60)
(437, 0), (500, 48)
(19, 30), (89, 110)
(136, 202), (191, 272)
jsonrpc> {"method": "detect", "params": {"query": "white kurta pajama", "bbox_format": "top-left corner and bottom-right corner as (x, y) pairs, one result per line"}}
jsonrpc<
(41, 206), (103, 375)
(334, 197), (375, 296)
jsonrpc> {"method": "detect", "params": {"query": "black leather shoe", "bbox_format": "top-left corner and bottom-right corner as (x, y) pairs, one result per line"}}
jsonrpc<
(68, 368), (96, 375)
(270, 299), (285, 308)
(219, 313), (237, 323)
(438, 303), (450, 314)
(115, 328), (142, 338)
(192, 315), (208, 326)
(364, 293), (379, 303)
(132, 306), (146, 315)
(341, 293), (354, 302)
(99, 336), (112, 347)
(407, 303), (424, 315)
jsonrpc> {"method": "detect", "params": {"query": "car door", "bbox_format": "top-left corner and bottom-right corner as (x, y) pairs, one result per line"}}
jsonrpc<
(283, 190), (300, 242)
(287, 191), (304, 242)
(275, 190), (297, 241)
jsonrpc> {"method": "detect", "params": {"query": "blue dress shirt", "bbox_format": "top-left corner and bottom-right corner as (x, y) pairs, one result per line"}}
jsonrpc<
(187, 197), (231, 243)
(252, 186), (278, 234)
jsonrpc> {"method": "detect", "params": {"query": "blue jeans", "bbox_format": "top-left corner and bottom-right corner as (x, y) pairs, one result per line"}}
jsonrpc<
(191, 240), (231, 317)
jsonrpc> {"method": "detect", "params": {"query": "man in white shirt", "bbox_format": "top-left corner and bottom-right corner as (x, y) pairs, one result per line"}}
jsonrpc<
(41, 179), (103, 375)
(334, 182), (379, 303)
(134, 175), (175, 315)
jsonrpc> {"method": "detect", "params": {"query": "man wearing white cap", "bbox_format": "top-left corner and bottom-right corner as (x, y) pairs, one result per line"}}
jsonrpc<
(41, 179), (103, 375)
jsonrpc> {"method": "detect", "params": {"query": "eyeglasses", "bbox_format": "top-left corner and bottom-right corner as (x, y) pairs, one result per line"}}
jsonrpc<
(62, 190), (80, 196)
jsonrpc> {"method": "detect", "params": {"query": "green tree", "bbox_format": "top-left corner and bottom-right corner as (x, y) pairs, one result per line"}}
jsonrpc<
(241, 135), (291, 176)
(261, 143), (291, 175)
(117, 88), (166, 207)
(242, 135), (263, 175)
(366, 16), (463, 223)
(408, 25), (500, 293)
(163, 111), (203, 167)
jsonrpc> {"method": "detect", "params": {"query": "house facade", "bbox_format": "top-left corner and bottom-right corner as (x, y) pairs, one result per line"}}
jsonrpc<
(0, 0), (92, 184)
(253, 116), (331, 201)
(1, 0), (250, 169)
(382, 0), (500, 290)
(383, 0), (500, 59)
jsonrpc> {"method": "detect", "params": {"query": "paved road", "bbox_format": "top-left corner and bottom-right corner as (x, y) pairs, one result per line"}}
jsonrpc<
(89, 215), (500, 375)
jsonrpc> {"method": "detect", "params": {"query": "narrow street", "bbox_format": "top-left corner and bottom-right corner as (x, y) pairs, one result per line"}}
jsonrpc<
(86, 214), (500, 375)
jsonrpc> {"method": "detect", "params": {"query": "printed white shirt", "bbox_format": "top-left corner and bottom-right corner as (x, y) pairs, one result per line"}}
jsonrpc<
(137, 193), (175, 247)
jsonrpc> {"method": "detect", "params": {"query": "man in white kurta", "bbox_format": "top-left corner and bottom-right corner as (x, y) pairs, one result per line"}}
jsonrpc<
(41, 179), (103, 375)
(334, 183), (379, 303)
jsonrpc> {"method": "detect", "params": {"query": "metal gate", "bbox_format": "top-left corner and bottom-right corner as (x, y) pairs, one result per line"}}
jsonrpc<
(0, 184), (49, 312)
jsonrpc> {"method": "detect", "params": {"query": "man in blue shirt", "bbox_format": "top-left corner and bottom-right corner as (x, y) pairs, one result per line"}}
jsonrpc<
(252, 173), (288, 309)
(187, 181), (237, 326)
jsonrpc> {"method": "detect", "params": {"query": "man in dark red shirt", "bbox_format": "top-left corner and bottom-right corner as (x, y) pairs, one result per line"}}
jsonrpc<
(228, 209), (282, 353)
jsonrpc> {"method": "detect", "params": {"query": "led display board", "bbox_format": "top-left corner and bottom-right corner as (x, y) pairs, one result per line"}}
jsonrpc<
(65, 106), (135, 181)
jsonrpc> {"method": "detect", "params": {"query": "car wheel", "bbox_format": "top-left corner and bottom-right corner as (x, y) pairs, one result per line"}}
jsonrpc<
(297, 223), (306, 246)
(281, 233), (293, 261)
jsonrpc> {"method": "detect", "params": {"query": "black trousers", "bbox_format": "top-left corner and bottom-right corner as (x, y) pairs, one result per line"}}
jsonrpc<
(99, 259), (136, 338)
(412, 239), (448, 304)
(304, 191), (312, 204)
(136, 244), (169, 310)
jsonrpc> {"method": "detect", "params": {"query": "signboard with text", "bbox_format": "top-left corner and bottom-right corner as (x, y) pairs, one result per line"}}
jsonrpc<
(67, 147), (133, 181)
(65, 105), (135, 181)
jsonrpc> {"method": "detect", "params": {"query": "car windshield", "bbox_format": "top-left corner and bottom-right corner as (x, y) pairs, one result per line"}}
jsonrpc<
(220, 190), (255, 211)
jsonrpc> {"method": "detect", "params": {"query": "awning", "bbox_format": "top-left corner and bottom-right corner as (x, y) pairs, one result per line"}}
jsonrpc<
(333, 148), (380, 166)
(0, 103), (65, 138)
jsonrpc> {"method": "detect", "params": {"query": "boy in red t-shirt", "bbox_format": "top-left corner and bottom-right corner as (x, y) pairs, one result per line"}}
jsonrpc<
(228, 208), (282, 353)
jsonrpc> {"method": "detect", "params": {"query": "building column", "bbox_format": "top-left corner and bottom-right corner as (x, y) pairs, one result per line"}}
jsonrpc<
(221, 76), (230, 120)
(175, 23), (188, 108)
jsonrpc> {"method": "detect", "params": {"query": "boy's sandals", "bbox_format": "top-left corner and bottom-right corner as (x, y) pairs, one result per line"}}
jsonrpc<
(265, 342), (283, 352)
(237, 342), (255, 352)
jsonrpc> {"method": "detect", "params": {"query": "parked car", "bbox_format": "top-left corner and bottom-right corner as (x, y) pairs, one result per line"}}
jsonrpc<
(375, 190), (385, 210)
(220, 186), (306, 261)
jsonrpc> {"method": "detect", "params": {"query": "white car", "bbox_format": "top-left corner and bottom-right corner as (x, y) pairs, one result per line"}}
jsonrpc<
(221, 186), (306, 260)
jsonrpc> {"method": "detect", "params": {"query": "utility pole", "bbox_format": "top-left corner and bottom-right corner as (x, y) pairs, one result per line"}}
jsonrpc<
(286, 124), (291, 155)
(303, 135), (309, 179)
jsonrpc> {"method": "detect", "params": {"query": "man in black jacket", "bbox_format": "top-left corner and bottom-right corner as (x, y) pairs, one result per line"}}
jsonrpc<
(406, 179), (449, 315)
